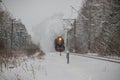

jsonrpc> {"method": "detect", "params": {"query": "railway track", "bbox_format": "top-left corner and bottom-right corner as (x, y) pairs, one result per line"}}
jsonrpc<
(82, 55), (120, 64)
(71, 53), (120, 64)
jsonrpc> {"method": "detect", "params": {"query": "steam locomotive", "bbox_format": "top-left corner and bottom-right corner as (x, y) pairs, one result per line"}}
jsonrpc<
(54, 36), (65, 52)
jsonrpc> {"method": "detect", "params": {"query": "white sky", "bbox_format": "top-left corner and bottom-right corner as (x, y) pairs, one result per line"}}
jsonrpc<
(3, 0), (83, 33)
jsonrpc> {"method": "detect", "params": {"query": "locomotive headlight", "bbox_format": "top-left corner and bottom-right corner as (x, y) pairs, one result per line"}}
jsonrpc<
(58, 38), (62, 41)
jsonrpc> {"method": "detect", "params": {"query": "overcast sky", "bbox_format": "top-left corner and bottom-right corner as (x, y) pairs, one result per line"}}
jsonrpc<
(3, 0), (83, 33)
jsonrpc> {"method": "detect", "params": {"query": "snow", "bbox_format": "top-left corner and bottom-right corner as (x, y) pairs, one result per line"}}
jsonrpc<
(73, 53), (120, 63)
(45, 53), (120, 80)
(0, 52), (120, 80)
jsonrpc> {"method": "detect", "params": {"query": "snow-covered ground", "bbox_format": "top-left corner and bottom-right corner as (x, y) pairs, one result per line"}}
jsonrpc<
(0, 52), (120, 80)
(45, 53), (120, 80)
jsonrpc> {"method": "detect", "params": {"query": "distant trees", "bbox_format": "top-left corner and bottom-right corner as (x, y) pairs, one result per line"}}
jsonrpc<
(0, 1), (41, 55)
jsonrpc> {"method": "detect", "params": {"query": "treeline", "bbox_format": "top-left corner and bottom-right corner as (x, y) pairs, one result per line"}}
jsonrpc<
(68, 0), (120, 56)
(0, 1), (40, 56)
